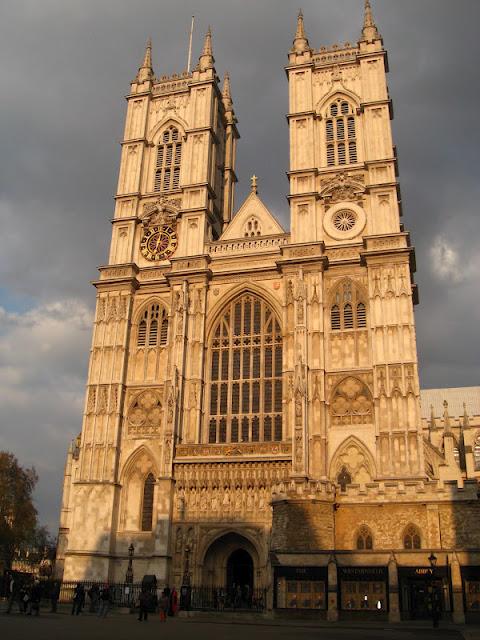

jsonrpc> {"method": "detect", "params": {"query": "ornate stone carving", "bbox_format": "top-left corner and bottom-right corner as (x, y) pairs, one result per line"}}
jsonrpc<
(127, 389), (163, 436)
(320, 171), (365, 204)
(330, 377), (373, 425)
(175, 442), (292, 458)
(141, 197), (181, 227)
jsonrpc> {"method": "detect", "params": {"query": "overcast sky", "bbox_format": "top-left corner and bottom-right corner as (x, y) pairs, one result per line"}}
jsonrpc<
(1, 0), (479, 533)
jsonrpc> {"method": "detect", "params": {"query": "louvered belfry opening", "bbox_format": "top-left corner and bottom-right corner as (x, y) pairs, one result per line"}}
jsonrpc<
(326, 100), (357, 167)
(136, 304), (169, 347)
(208, 294), (283, 444)
(154, 126), (182, 193)
(330, 282), (367, 331)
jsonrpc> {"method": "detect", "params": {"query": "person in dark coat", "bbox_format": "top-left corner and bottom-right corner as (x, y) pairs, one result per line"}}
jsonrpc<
(71, 583), (85, 615)
(50, 581), (61, 613)
(98, 584), (111, 618)
(87, 584), (100, 613)
(29, 580), (42, 616)
(137, 589), (151, 622)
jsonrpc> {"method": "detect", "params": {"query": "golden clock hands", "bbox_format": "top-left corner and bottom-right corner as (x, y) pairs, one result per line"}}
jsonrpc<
(154, 233), (163, 252)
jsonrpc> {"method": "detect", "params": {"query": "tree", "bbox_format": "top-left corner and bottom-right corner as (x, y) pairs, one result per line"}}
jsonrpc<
(0, 452), (38, 570)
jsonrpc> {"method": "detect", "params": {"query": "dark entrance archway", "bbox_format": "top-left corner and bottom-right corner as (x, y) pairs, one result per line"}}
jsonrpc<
(226, 548), (254, 592)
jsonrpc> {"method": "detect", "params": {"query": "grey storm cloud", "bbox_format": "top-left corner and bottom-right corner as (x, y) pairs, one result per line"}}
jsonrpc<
(0, 0), (479, 531)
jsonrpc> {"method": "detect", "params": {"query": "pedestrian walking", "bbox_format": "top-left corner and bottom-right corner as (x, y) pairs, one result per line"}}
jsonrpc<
(98, 584), (111, 618)
(137, 589), (151, 622)
(29, 580), (42, 616)
(71, 583), (85, 615)
(5, 573), (17, 614)
(87, 584), (100, 613)
(159, 589), (169, 622)
(169, 586), (178, 616)
(50, 580), (61, 613)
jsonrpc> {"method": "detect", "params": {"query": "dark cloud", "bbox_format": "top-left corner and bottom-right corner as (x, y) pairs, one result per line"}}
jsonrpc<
(1, 0), (479, 530)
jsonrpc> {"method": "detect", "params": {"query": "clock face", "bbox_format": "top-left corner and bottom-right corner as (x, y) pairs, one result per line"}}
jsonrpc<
(140, 225), (178, 261)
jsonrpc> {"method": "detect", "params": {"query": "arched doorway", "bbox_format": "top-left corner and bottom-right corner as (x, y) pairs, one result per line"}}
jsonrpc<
(227, 548), (254, 592)
(202, 532), (259, 589)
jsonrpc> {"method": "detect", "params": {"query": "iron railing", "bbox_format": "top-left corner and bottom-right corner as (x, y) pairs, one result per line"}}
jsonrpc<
(189, 585), (267, 611)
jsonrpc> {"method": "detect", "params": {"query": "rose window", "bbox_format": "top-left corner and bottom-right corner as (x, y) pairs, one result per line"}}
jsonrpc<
(332, 209), (356, 232)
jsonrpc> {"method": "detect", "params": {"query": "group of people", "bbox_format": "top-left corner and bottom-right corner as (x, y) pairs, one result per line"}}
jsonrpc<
(71, 583), (112, 617)
(137, 586), (178, 622)
(5, 573), (61, 616)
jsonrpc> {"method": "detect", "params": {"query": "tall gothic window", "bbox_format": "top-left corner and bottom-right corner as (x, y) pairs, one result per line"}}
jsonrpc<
(141, 473), (155, 531)
(137, 304), (168, 348)
(154, 126), (182, 193)
(326, 99), (358, 167)
(208, 293), (283, 444)
(403, 524), (421, 549)
(356, 525), (373, 550)
(330, 281), (367, 331)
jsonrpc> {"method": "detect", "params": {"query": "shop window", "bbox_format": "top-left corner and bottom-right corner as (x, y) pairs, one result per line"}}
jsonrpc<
(465, 581), (480, 611)
(284, 580), (326, 609)
(341, 581), (386, 611)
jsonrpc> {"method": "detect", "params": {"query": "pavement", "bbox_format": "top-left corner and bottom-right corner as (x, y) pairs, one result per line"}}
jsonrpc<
(0, 605), (479, 640)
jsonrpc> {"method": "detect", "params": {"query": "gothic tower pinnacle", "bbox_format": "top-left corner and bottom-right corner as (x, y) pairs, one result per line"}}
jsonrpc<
(291, 9), (311, 54)
(361, 0), (381, 42)
(198, 26), (215, 71)
(136, 37), (154, 83)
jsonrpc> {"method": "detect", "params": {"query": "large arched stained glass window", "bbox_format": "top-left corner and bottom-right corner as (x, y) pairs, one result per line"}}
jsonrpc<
(208, 293), (283, 444)
(141, 473), (155, 531)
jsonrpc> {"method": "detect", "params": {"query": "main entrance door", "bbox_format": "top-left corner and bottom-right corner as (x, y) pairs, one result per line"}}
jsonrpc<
(226, 548), (254, 591)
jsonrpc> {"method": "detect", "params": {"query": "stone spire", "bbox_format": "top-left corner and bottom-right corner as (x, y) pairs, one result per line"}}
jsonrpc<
(429, 404), (436, 430)
(291, 9), (310, 54)
(462, 402), (470, 428)
(222, 72), (233, 112)
(136, 37), (154, 83)
(361, 0), (380, 42)
(443, 399), (452, 434)
(198, 26), (215, 71)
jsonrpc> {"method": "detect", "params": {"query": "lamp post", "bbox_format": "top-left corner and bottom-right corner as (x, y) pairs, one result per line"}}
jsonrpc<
(428, 553), (440, 628)
(126, 543), (134, 584)
(180, 544), (192, 610)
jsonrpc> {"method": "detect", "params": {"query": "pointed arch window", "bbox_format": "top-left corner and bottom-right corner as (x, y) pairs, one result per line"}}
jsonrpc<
(330, 281), (367, 331)
(154, 126), (182, 193)
(208, 293), (283, 443)
(137, 304), (168, 348)
(356, 525), (373, 550)
(325, 99), (358, 167)
(141, 473), (155, 531)
(403, 524), (421, 549)
(474, 436), (480, 471)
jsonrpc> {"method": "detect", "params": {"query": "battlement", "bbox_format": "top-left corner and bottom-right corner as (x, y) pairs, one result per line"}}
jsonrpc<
(152, 71), (192, 95)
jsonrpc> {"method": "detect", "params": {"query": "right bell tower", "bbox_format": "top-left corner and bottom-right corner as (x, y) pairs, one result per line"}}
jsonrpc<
(286, 2), (425, 481)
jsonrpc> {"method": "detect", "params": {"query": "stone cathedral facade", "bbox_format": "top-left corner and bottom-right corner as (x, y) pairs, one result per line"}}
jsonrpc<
(57, 3), (480, 623)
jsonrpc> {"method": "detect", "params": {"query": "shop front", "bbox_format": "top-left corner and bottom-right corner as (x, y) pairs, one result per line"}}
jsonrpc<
(274, 566), (327, 615)
(338, 566), (388, 618)
(399, 566), (452, 620)
(461, 566), (480, 623)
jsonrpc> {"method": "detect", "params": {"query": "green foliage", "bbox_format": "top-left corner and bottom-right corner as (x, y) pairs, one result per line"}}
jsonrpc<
(0, 451), (38, 569)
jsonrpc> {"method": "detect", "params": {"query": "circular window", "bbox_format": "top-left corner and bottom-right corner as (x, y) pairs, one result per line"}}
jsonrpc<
(333, 209), (356, 232)
(323, 201), (366, 241)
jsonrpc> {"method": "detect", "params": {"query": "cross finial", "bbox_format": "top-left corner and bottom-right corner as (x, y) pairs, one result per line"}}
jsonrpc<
(251, 174), (258, 193)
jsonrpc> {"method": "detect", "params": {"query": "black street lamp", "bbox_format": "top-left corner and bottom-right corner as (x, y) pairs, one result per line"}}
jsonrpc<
(180, 544), (192, 610)
(125, 543), (134, 584)
(428, 552), (440, 629)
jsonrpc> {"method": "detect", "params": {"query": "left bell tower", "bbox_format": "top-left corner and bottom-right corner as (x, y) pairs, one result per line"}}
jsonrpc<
(57, 31), (239, 582)
(111, 30), (239, 267)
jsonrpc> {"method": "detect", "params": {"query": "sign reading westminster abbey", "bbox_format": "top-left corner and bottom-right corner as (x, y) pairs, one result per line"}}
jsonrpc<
(57, 2), (480, 623)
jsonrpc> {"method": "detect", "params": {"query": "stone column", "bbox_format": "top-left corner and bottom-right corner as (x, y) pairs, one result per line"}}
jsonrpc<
(388, 554), (400, 622)
(450, 553), (465, 624)
(327, 556), (338, 622)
